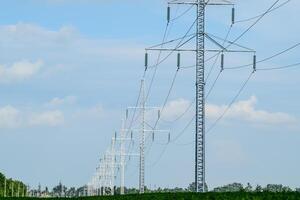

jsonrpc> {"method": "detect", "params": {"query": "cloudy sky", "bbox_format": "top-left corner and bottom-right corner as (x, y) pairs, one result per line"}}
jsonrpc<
(0, 0), (299, 190)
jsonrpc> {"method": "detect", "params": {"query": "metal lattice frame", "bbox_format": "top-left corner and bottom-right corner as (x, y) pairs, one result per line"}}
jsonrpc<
(139, 79), (145, 194)
(195, 0), (205, 193)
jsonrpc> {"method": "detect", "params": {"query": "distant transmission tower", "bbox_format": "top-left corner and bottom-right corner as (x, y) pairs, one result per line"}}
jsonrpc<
(146, 0), (256, 192)
(127, 79), (169, 194)
(115, 120), (139, 195)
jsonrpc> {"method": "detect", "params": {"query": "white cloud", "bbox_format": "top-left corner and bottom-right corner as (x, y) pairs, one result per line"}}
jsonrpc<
(206, 96), (297, 125)
(0, 23), (143, 63)
(0, 105), (65, 129)
(29, 110), (65, 127)
(0, 60), (43, 83)
(160, 96), (296, 126)
(0, 106), (21, 128)
(46, 96), (77, 107)
(73, 104), (104, 119)
(0, 23), (77, 46)
(160, 98), (192, 121)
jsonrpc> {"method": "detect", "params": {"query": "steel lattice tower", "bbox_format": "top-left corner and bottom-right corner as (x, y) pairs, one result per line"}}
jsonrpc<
(139, 79), (146, 194)
(195, 0), (205, 193)
(88, 0), (255, 195)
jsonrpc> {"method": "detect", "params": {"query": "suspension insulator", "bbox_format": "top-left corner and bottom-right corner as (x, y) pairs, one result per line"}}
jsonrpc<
(221, 53), (224, 71)
(158, 110), (161, 119)
(253, 55), (257, 72)
(126, 109), (129, 119)
(168, 132), (171, 143)
(231, 7), (235, 25)
(167, 6), (171, 23)
(177, 53), (181, 70)
(114, 132), (117, 140)
(145, 52), (148, 70)
(131, 131), (133, 140)
(152, 132), (155, 142)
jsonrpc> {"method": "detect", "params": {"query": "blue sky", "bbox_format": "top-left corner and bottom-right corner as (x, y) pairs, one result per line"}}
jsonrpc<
(0, 0), (300, 191)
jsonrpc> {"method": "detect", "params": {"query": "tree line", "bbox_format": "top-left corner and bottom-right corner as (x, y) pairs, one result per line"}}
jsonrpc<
(0, 172), (27, 197)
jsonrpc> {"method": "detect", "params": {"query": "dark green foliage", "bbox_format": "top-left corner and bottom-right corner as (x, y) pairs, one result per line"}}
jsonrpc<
(0, 192), (300, 200)
(213, 183), (244, 192)
(0, 172), (27, 197)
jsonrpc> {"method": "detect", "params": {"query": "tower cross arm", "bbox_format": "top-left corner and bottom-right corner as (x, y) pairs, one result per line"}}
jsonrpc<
(168, 1), (233, 6)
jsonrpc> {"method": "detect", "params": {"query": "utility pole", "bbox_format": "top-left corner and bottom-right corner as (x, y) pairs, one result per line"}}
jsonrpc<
(146, 0), (255, 193)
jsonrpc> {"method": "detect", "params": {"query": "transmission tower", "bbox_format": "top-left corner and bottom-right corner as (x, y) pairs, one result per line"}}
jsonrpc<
(115, 120), (139, 195)
(146, 0), (256, 193)
(127, 79), (170, 194)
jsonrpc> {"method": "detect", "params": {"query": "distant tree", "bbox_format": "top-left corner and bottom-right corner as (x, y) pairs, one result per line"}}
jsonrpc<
(156, 187), (163, 193)
(245, 183), (253, 192)
(0, 173), (5, 197)
(52, 182), (67, 197)
(187, 182), (208, 192)
(282, 186), (292, 192)
(125, 187), (139, 194)
(213, 183), (244, 192)
(264, 184), (284, 192)
(172, 187), (185, 193)
(296, 188), (300, 192)
(255, 185), (263, 192)
(187, 182), (195, 192)
(66, 187), (76, 197)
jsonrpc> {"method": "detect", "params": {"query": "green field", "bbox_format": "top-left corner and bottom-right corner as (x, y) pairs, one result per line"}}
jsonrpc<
(1, 192), (300, 200)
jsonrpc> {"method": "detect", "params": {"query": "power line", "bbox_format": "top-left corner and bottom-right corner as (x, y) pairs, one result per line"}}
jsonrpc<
(147, 18), (197, 70)
(124, 7), (181, 166)
(227, 0), (281, 48)
(205, 25), (232, 83)
(145, 23), (170, 100)
(235, 0), (291, 24)
(151, 69), (179, 130)
(148, 33), (196, 49)
(205, 71), (222, 99)
(225, 42), (300, 70)
(206, 72), (254, 134)
(257, 61), (300, 71)
(146, 0), (279, 176)
(124, 7), (183, 168)
(176, 61), (300, 145)
(171, 5), (194, 22)
(146, 23), (198, 128)
(146, 1), (294, 168)
(149, 114), (195, 166)
(148, 145), (168, 168)
(161, 98), (195, 123)
(145, 10), (195, 102)
(170, 115), (195, 143)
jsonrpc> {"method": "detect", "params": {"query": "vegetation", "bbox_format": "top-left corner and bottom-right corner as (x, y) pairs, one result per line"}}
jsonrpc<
(1, 175), (300, 199)
(0, 192), (300, 200)
(0, 172), (27, 197)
